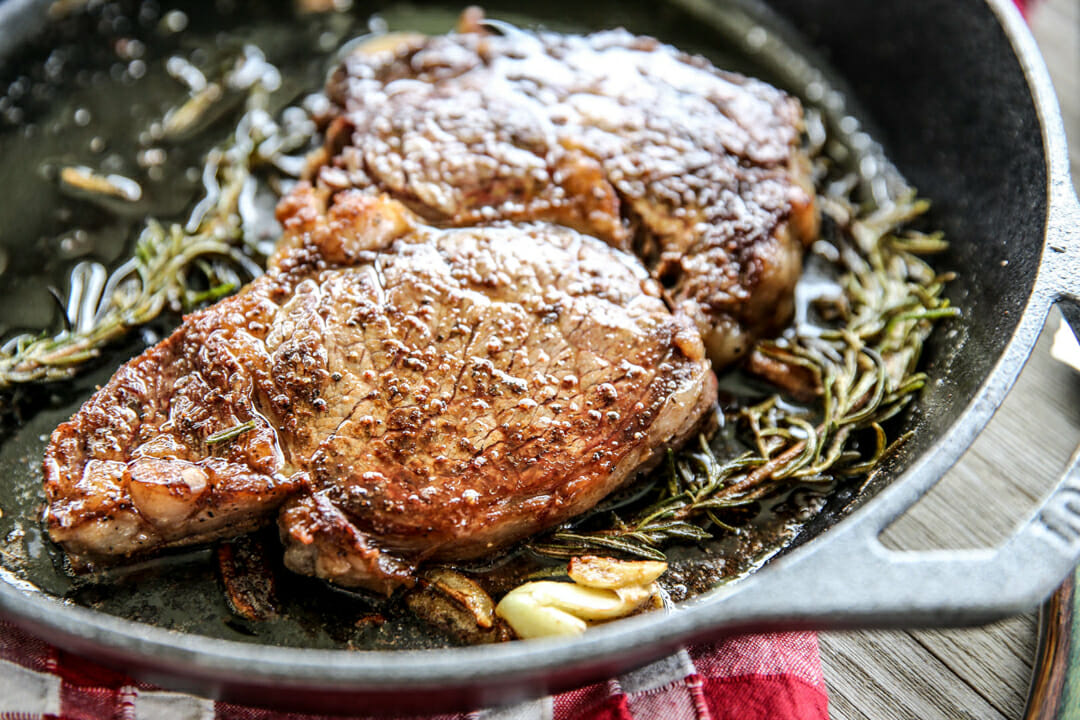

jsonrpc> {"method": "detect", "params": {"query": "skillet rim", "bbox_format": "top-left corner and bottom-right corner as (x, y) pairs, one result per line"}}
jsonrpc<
(0, 0), (1075, 699)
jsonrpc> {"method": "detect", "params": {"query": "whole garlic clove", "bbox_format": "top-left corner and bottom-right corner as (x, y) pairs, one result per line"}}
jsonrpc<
(495, 585), (588, 639)
(496, 558), (668, 640)
(495, 578), (658, 638)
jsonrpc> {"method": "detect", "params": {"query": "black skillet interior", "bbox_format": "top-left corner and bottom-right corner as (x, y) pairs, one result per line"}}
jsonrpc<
(768, 0), (1047, 523)
(0, 0), (1047, 651)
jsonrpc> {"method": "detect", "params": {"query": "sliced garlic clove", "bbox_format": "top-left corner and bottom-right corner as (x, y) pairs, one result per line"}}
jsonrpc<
(59, 165), (142, 202)
(349, 32), (426, 58)
(423, 567), (496, 629)
(127, 458), (209, 529)
(404, 568), (512, 645)
(567, 556), (668, 589)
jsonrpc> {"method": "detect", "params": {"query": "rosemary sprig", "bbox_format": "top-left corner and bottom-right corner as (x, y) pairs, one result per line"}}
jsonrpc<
(530, 192), (959, 561)
(206, 420), (258, 445)
(0, 50), (304, 390)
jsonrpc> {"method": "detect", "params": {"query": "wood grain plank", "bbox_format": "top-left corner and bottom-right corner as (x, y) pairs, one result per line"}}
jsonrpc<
(909, 618), (1039, 719)
(820, 631), (1009, 720)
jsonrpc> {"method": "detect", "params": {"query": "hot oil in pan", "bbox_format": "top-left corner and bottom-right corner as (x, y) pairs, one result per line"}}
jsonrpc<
(0, 0), (905, 649)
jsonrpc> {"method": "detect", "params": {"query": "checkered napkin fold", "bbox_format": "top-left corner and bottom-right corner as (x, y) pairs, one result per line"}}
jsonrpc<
(0, 620), (827, 720)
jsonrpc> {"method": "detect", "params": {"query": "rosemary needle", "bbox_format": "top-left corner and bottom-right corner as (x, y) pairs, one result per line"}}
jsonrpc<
(206, 420), (257, 445)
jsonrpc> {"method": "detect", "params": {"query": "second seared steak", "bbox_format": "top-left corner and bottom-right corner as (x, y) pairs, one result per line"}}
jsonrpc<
(44, 192), (716, 593)
(312, 13), (819, 367)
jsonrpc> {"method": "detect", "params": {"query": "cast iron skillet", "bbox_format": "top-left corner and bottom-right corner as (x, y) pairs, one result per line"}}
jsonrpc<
(0, 0), (1078, 713)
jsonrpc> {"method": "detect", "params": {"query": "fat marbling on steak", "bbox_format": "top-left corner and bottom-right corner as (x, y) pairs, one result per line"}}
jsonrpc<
(43, 191), (717, 592)
(311, 11), (819, 366)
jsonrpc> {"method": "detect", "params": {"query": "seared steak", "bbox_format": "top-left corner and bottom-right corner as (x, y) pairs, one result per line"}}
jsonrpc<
(311, 14), (818, 366)
(44, 192), (716, 591)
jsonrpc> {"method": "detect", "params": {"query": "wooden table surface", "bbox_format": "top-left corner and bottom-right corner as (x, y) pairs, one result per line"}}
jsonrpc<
(819, 1), (1080, 717)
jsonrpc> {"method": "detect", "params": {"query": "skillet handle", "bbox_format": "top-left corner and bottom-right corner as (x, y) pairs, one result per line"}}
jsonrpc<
(711, 198), (1080, 630)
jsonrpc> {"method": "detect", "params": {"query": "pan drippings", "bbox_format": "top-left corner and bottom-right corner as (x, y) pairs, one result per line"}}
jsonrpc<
(0, 0), (944, 650)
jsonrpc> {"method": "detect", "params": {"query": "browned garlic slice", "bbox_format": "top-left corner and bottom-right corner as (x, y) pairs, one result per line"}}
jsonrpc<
(59, 166), (143, 205)
(568, 556), (669, 589)
(404, 568), (511, 645)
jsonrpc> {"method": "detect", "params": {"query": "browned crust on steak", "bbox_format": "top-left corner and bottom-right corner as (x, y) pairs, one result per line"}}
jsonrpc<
(313, 18), (819, 366)
(43, 292), (305, 564)
(44, 192), (717, 591)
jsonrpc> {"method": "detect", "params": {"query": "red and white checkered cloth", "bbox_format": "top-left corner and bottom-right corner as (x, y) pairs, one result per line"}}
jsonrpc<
(0, 620), (828, 719)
